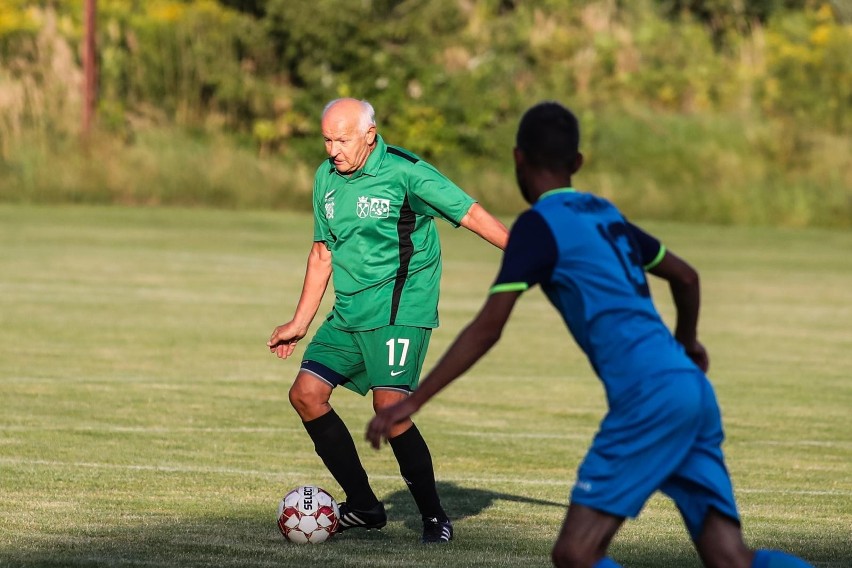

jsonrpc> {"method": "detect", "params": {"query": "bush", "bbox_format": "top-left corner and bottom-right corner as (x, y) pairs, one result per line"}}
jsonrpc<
(760, 3), (852, 132)
(0, 0), (849, 228)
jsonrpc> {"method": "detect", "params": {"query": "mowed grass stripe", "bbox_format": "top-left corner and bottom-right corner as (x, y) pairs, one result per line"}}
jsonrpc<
(2, 457), (850, 497)
(2, 424), (851, 449)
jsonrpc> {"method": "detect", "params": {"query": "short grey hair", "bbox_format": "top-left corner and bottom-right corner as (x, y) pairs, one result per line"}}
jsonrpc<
(322, 98), (376, 133)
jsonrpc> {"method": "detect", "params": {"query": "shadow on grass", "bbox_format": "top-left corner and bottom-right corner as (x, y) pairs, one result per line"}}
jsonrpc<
(380, 480), (567, 535)
(0, 482), (843, 568)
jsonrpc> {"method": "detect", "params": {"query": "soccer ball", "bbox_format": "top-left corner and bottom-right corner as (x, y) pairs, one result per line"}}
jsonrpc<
(277, 485), (340, 544)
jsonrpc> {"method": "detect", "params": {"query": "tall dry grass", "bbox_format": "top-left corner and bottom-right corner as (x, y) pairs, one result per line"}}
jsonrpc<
(0, 7), (80, 157)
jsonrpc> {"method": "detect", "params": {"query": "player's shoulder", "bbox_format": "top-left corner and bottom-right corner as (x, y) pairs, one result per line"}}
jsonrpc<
(542, 189), (614, 211)
(536, 190), (625, 228)
(510, 208), (553, 240)
(383, 144), (453, 184)
(515, 207), (546, 225)
(384, 144), (422, 166)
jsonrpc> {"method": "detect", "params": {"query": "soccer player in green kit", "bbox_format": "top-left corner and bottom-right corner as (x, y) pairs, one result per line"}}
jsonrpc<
(268, 98), (508, 543)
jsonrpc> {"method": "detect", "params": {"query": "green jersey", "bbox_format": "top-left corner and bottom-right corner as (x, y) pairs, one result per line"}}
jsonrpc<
(312, 135), (476, 332)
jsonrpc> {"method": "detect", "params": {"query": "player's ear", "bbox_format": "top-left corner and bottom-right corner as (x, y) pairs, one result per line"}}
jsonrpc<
(365, 125), (377, 146)
(513, 146), (524, 167)
(573, 152), (584, 174)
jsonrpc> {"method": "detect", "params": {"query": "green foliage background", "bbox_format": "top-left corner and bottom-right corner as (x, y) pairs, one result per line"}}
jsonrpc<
(0, 0), (850, 226)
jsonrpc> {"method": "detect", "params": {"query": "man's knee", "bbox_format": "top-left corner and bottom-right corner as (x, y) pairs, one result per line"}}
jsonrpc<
(372, 389), (414, 437)
(289, 374), (332, 418)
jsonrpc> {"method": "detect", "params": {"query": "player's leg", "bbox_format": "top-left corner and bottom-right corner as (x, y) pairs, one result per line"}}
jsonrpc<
(663, 455), (750, 568)
(291, 323), (384, 528)
(290, 371), (383, 521)
(662, 373), (749, 567)
(693, 509), (752, 568)
(667, 378), (814, 568)
(565, 373), (706, 566)
(695, 510), (814, 568)
(365, 326), (451, 543)
(288, 369), (333, 421)
(551, 502), (624, 568)
(374, 389), (451, 542)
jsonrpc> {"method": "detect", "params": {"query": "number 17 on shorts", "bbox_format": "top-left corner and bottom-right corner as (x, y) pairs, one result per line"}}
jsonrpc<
(359, 325), (431, 392)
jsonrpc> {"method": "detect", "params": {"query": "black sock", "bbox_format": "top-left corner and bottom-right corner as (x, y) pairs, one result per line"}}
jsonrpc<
(388, 424), (448, 521)
(302, 410), (379, 510)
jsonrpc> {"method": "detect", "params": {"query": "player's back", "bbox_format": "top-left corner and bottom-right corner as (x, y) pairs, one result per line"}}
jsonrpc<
(534, 190), (697, 402)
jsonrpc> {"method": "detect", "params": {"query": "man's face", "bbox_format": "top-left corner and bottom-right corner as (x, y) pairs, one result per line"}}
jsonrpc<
(321, 106), (376, 174)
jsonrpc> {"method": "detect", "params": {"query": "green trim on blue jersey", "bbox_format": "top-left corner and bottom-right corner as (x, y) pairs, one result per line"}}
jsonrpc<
(643, 244), (667, 270)
(537, 187), (576, 202)
(490, 282), (529, 294)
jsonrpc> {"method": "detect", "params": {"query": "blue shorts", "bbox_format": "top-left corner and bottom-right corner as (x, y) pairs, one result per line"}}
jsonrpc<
(570, 370), (740, 540)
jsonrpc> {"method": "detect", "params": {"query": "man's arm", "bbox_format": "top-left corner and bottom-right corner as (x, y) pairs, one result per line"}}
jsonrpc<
(647, 250), (708, 372)
(366, 291), (521, 448)
(459, 203), (509, 250)
(267, 241), (332, 359)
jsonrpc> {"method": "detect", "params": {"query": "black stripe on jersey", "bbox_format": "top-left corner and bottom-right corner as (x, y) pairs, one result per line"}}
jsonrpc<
(387, 146), (419, 163)
(390, 196), (416, 325)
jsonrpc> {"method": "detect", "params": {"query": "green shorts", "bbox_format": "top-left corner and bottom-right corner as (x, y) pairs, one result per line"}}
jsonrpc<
(301, 320), (432, 396)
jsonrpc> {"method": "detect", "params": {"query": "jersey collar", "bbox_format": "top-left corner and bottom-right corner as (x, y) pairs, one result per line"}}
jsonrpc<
(360, 134), (386, 177)
(537, 187), (576, 202)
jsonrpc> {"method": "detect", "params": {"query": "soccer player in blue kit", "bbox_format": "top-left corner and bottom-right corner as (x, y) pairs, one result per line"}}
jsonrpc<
(366, 101), (814, 568)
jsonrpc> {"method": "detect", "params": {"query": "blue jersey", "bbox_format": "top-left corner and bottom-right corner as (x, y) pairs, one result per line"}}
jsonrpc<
(491, 188), (698, 405)
(493, 188), (739, 531)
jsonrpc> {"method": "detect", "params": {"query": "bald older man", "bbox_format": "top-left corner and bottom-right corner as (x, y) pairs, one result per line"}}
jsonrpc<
(268, 98), (508, 543)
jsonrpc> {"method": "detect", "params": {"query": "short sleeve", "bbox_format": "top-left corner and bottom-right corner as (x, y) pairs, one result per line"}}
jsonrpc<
(406, 161), (476, 227)
(626, 222), (665, 269)
(490, 210), (558, 294)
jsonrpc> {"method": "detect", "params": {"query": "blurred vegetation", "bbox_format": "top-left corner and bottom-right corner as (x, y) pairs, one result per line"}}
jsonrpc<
(0, 0), (849, 226)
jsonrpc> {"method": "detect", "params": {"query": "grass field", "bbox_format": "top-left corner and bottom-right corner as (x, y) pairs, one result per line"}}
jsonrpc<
(0, 204), (849, 568)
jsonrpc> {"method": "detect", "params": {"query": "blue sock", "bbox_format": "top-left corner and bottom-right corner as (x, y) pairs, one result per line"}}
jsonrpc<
(593, 558), (623, 568)
(752, 549), (814, 568)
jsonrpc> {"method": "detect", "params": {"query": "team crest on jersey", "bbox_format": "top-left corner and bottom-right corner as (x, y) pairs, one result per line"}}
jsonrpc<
(370, 198), (390, 218)
(356, 196), (370, 218)
(324, 200), (334, 219)
(356, 196), (391, 219)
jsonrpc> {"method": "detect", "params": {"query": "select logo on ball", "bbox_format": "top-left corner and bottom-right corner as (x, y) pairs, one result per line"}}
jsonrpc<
(277, 485), (339, 544)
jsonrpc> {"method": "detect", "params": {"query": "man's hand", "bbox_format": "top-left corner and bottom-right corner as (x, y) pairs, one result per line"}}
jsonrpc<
(682, 339), (709, 373)
(366, 398), (419, 450)
(267, 322), (307, 359)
